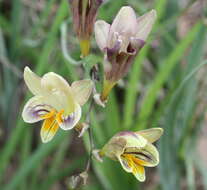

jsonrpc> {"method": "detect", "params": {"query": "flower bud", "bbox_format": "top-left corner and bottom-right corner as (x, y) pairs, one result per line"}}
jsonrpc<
(70, 0), (104, 57)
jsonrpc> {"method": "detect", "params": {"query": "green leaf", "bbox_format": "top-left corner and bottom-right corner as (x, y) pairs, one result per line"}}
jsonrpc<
(136, 22), (202, 130)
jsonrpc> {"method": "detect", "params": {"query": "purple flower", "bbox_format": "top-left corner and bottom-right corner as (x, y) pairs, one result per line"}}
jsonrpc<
(94, 6), (157, 101)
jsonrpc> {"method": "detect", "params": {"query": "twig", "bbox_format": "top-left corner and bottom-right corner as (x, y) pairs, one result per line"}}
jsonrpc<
(0, 56), (23, 78)
(85, 99), (95, 172)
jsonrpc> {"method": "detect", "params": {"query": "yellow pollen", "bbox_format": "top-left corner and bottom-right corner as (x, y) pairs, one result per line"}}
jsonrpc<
(56, 110), (64, 124)
(122, 154), (133, 168)
(41, 109), (56, 119)
(41, 109), (64, 124)
(122, 154), (146, 169)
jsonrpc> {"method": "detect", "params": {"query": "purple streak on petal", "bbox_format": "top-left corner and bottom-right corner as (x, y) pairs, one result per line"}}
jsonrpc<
(60, 112), (76, 129)
(115, 131), (138, 139)
(130, 38), (145, 52)
(63, 114), (75, 125)
(106, 39), (121, 62)
(28, 104), (52, 119)
(124, 148), (156, 164)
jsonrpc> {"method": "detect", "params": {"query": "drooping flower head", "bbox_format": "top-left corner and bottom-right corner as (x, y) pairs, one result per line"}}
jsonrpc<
(22, 67), (93, 143)
(69, 0), (104, 57)
(99, 128), (163, 181)
(94, 6), (157, 101)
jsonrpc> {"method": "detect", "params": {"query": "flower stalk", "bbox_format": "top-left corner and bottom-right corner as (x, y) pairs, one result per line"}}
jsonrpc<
(85, 99), (95, 172)
(100, 79), (116, 102)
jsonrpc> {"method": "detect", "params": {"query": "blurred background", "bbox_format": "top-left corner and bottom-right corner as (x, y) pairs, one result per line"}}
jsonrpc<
(0, 0), (207, 189)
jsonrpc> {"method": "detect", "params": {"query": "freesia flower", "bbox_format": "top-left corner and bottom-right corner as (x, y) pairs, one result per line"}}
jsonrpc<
(94, 6), (157, 102)
(99, 128), (163, 181)
(22, 67), (93, 143)
(69, 0), (104, 57)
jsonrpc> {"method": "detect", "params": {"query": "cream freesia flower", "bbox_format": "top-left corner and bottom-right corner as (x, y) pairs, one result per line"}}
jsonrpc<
(22, 67), (93, 143)
(94, 6), (157, 102)
(99, 128), (163, 182)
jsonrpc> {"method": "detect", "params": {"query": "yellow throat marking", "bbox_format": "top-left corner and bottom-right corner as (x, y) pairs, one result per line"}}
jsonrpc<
(121, 154), (146, 174)
(41, 109), (64, 125)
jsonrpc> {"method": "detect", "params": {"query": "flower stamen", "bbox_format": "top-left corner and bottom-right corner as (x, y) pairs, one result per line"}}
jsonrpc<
(56, 109), (64, 124)
(40, 109), (65, 124)
(122, 154), (144, 169)
(41, 109), (56, 119)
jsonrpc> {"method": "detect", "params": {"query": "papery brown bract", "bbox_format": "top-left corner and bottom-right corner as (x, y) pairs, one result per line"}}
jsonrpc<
(67, 171), (88, 189)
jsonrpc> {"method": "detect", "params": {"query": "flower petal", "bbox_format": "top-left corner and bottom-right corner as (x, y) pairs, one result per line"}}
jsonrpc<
(143, 142), (159, 166)
(40, 115), (59, 143)
(22, 91), (73, 123)
(135, 128), (163, 143)
(101, 136), (127, 161)
(101, 131), (147, 161)
(118, 155), (133, 173)
(116, 131), (147, 148)
(24, 67), (42, 95)
(71, 79), (93, 106)
(94, 20), (110, 51)
(132, 164), (146, 182)
(124, 142), (159, 167)
(50, 90), (75, 114)
(41, 73), (76, 113)
(41, 72), (73, 98)
(110, 6), (137, 38)
(22, 95), (53, 123)
(119, 154), (146, 182)
(136, 9), (157, 41)
(58, 103), (81, 130)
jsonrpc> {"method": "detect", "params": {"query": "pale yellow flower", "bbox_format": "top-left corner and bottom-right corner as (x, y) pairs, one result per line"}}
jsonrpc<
(22, 67), (93, 143)
(100, 128), (163, 182)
